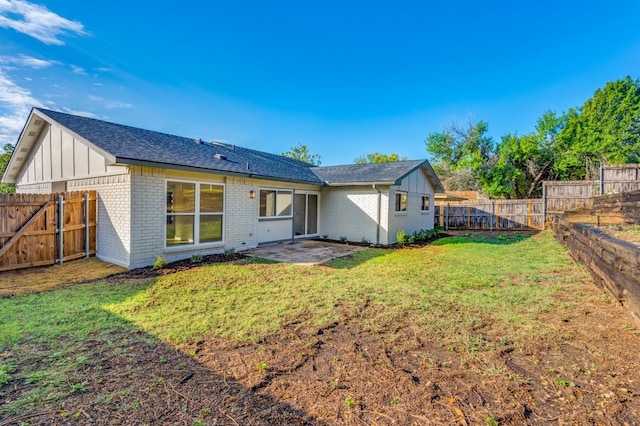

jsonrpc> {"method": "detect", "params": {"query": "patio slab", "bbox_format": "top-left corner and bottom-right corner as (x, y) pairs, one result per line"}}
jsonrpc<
(246, 240), (367, 265)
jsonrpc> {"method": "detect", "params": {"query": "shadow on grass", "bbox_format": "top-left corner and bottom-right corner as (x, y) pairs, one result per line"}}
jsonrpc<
(323, 248), (393, 269)
(0, 278), (316, 425)
(433, 230), (539, 246)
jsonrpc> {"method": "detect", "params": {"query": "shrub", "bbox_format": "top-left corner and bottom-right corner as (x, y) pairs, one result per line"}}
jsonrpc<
(190, 254), (203, 263)
(396, 230), (406, 246)
(152, 256), (167, 270)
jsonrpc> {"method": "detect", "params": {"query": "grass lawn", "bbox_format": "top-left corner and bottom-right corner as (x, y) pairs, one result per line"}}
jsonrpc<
(1, 231), (638, 425)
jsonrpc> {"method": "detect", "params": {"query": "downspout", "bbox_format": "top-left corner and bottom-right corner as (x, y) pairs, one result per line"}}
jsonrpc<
(373, 184), (382, 245)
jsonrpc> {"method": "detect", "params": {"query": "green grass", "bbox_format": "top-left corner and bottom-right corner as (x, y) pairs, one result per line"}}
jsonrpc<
(0, 231), (589, 415)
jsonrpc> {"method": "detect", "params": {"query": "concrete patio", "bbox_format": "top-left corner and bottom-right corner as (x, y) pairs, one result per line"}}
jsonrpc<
(246, 239), (367, 265)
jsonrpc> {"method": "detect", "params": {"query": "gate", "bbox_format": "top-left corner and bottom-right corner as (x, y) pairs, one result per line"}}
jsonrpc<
(0, 191), (96, 271)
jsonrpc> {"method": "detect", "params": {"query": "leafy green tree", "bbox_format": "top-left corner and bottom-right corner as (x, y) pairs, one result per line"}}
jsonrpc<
(0, 144), (16, 193)
(486, 111), (566, 198)
(281, 143), (322, 166)
(354, 152), (408, 164)
(425, 120), (495, 191)
(555, 76), (640, 180)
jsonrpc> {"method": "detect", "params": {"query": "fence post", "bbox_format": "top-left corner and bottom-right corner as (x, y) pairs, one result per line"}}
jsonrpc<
(490, 201), (494, 232)
(599, 166), (604, 195)
(445, 203), (449, 231)
(84, 193), (90, 258)
(542, 183), (547, 229)
(57, 194), (64, 264)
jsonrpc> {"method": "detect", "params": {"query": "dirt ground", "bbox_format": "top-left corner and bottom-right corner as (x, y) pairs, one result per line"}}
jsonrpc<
(2, 237), (640, 425)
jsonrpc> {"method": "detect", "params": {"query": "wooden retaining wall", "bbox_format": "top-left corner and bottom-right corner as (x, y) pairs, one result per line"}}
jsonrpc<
(0, 191), (96, 271)
(435, 199), (544, 231)
(551, 218), (640, 329)
(594, 190), (640, 225)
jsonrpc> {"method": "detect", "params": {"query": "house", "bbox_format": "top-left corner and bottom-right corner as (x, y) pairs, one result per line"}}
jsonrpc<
(2, 108), (444, 269)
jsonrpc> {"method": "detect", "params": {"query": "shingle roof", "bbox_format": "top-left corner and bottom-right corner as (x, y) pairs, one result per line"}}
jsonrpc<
(312, 160), (444, 191)
(35, 108), (323, 185)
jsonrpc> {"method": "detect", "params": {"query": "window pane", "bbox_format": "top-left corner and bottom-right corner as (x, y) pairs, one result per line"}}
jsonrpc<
(307, 194), (318, 234)
(422, 196), (430, 211)
(260, 190), (276, 216)
(166, 215), (194, 246)
(200, 184), (223, 213)
(276, 191), (292, 216)
(396, 193), (407, 211)
(200, 214), (223, 243)
(167, 181), (195, 213)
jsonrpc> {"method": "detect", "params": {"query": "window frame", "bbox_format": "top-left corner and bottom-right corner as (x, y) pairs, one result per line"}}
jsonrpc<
(395, 191), (408, 213)
(421, 194), (430, 212)
(165, 179), (225, 248)
(259, 188), (293, 219)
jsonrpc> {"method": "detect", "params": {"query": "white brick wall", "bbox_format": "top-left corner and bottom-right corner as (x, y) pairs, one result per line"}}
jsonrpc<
(127, 168), (263, 269)
(16, 182), (53, 193)
(320, 186), (389, 244)
(67, 173), (132, 267)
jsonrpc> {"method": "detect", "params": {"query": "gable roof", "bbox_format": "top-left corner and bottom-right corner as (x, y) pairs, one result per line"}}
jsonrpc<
(312, 160), (444, 192)
(9, 108), (323, 185)
(3, 108), (443, 192)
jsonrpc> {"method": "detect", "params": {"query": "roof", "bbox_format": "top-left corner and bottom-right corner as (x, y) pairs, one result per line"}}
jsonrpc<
(16, 108), (323, 185)
(3, 108), (443, 192)
(311, 160), (444, 192)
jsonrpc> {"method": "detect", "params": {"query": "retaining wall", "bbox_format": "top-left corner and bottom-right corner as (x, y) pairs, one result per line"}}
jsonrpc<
(551, 219), (640, 329)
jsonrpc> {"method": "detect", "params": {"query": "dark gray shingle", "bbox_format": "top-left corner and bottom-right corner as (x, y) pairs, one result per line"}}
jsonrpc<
(36, 108), (323, 184)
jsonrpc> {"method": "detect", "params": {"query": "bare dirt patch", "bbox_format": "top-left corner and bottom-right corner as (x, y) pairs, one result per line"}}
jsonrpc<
(3, 286), (639, 425)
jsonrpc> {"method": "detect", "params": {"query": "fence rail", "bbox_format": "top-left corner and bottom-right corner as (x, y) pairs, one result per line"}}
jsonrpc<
(435, 199), (544, 231)
(0, 191), (96, 271)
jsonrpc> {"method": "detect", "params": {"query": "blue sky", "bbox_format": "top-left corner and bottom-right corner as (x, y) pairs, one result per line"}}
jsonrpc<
(1, 1), (639, 165)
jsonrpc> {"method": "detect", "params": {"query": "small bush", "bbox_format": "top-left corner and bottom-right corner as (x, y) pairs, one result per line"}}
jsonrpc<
(190, 254), (203, 263)
(396, 230), (406, 246)
(224, 248), (235, 256)
(152, 256), (167, 270)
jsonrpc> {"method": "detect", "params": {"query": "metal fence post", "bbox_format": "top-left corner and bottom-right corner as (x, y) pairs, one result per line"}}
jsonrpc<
(599, 166), (604, 195)
(57, 194), (64, 264)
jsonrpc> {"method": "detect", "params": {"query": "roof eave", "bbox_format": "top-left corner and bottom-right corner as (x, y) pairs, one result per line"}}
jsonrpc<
(324, 181), (397, 187)
(114, 157), (325, 186)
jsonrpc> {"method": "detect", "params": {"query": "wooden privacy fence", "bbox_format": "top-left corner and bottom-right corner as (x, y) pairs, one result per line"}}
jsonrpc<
(0, 191), (96, 271)
(435, 199), (544, 231)
(543, 164), (640, 215)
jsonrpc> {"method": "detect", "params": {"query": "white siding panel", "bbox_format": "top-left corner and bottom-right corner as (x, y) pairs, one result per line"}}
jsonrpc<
(73, 139), (89, 176)
(61, 132), (74, 178)
(50, 126), (62, 180)
(89, 148), (106, 175)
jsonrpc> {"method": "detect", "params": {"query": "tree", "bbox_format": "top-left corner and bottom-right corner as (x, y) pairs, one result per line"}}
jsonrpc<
(281, 143), (322, 166)
(0, 144), (15, 193)
(425, 119), (495, 191)
(353, 152), (408, 164)
(486, 111), (566, 198)
(555, 76), (640, 180)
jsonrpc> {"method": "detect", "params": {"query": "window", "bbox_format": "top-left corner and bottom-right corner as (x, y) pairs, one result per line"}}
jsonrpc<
(166, 181), (223, 247)
(395, 192), (407, 212)
(421, 195), (430, 211)
(259, 189), (292, 217)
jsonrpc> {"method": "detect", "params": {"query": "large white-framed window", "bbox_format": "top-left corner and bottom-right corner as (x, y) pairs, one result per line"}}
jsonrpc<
(259, 189), (292, 218)
(166, 180), (224, 247)
(421, 195), (430, 212)
(395, 191), (407, 213)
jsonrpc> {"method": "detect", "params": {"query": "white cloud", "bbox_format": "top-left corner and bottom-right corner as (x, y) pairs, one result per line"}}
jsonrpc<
(0, 54), (59, 69)
(0, 0), (86, 45)
(0, 69), (41, 143)
(71, 64), (86, 75)
(88, 94), (132, 109)
(95, 67), (111, 72)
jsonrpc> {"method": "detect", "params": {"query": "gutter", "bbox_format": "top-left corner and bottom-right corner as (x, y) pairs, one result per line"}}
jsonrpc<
(373, 184), (382, 245)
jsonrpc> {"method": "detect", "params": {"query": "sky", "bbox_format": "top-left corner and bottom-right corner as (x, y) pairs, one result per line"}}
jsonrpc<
(1, 1), (639, 166)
